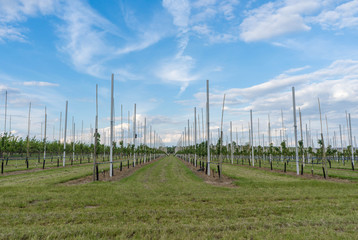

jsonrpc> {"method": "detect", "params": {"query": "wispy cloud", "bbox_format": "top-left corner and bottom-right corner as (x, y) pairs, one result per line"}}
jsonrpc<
(163, 0), (191, 29)
(0, 0), (59, 42)
(161, 0), (240, 93)
(0, 25), (27, 43)
(313, 1), (358, 30)
(185, 59), (358, 119)
(284, 65), (311, 74)
(56, 0), (123, 78)
(161, 0), (197, 93)
(0, 0), (165, 79)
(175, 59), (358, 145)
(219, 0), (239, 20)
(57, 1), (170, 79)
(23, 81), (59, 87)
(156, 55), (199, 95)
(239, 0), (321, 42)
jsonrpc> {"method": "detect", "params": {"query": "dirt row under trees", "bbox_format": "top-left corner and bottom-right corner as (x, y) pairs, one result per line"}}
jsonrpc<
(63, 156), (164, 185)
(178, 156), (237, 188)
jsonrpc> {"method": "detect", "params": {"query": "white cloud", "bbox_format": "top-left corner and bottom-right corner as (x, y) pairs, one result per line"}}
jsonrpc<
(0, 25), (27, 42)
(190, 0), (240, 43)
(57, 1), (166, 78)
(192, 24), (238, 43)
(0, 73), (68, 141)
(115, 33), (162, 56)
(221, 59), (358, 103)
(180, 59), (358, 145)
(161, 0), (240, 93)
(240, 0), (321, 42)
(0, 0), (59, 42)
(219, 0), (239, 20)
(163, 0), (191, 28)
(23, 81), (59, 87)
(192, 24), (210, 35)
(314, 0), (358, 29)
(284, 65), (311, 74)
(56, 1), (123, 78)
(0, 0), (58, 22)
(0, 0), (165, 78)
(156, 55), (199, 94)
(192, 0), (217, 8)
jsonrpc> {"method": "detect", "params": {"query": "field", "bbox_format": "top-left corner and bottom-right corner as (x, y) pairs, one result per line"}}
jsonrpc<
(1, 155), (358, 239)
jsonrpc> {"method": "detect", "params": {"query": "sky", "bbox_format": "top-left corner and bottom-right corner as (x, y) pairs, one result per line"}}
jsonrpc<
(1, 0), (358, 147)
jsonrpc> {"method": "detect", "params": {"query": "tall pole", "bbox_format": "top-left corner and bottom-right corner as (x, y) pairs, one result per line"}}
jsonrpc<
(43, 107), (47, 163)
(194, 107), (197, 166)
(346, 111), (350, 145)
(63, 101), (68, 167)
(198, 113), (201, 143)
(150, 125), (152, 161)
(230, 121), (233, 164)
(4, 90), (7, 133)
(281, 109), (285, 143)
(26, 103), (31, 161)
(258, 118), (260, 146)
(339, 124), (343, 164)
(154, 130), (156, 159)
(206, 80), (210, 176)
(299, 108), (305, 167)
(128, 111), (130, 146)
(250, 110), (254, 166)
(58, 112), (62, 158)
(121, 104), (123, 145)
(110, 74), (114, 177)
(187, 119), (190, 162)
(72, 118), (75, 163)
(236, 128), (238, 149)
(219, 94), (226, 172)
(325, 115), (330, 146)
(93, 84), (98, 181)
(292, 87), (299, 175)
(144, 117), (147, 163)
(349, 113), (354, 169)
(184, 127), (186, 160)
(133, 104), (136, 166)
(268, 114), (272, 165)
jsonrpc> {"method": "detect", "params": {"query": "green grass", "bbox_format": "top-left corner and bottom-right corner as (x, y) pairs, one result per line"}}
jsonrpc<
(1, 154), (131, 173)
(216, 156), (358, 182)
(1, 155), (358, 239)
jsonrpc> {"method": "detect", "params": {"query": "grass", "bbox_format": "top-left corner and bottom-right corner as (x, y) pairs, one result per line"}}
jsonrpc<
(1, 154), (132, 173)
(216, 156), (358, 181)
(1, 155), (358, 239)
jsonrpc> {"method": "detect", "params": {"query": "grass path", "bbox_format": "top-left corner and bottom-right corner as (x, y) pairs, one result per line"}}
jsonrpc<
(1, 155), (358, 239)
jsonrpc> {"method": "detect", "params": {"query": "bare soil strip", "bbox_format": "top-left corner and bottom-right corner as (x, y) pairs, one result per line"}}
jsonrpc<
(178, 157), (237, 188)
(63, 157), (163, 185)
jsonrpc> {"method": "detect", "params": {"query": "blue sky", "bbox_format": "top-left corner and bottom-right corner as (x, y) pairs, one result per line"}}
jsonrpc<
(1, 0), (358, 147)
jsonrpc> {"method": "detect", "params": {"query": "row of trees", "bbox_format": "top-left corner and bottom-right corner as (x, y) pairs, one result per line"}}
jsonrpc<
(176, 139), (357, 160)
(0, 132), (163, 159)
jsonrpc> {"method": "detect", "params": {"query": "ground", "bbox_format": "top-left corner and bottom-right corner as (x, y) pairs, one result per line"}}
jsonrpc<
(0, 155), (358, 239)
